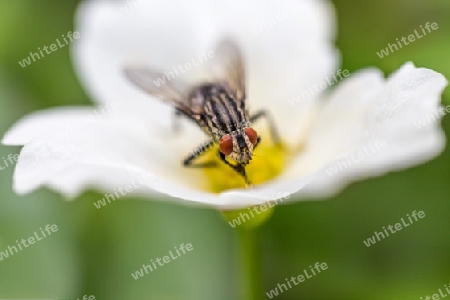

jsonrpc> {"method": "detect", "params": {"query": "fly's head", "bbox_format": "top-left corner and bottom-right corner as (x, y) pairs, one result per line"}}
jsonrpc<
(219, 127), (258, 164)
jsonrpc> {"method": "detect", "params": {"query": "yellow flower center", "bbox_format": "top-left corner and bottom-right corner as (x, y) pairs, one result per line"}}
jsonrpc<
(201, 133), (288, 193)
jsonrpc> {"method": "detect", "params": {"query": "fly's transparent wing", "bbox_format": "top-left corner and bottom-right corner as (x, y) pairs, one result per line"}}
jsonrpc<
(123, 67), (200, 115)
(206, 39), (246, 102)
(123, 40), (246, 114)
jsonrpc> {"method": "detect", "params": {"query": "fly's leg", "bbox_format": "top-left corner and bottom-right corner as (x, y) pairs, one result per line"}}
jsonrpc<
(249, 110), (280, 144)
(183, 139), (217, 168)
(219, 151), (253, 187)
(254, 136), (261, 150)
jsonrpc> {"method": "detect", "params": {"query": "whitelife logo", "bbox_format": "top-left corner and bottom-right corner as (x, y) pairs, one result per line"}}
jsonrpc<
(0, 153), (20, 171)
(116, 0), (145, 16)
(93, 172), (157, 209)
(227, 192), (291, 228)
(325, 140), (388, 176)
(152, 50), (215, 87)
(131, 243), (194, 280)
(420, 283), (450, 300)
(0, 224), (59, 262)
(363, 210), (425, 247)
(414, 105), (450, 129)
(288, 69), (350, 106)
(376, 22), (439, 58)
(77, 295), (96, 300)
(265, 262), (328, 298)
(18, 31), (80, 68)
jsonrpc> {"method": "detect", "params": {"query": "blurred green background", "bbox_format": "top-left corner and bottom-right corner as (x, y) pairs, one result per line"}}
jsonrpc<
(0, 1), (449, 299)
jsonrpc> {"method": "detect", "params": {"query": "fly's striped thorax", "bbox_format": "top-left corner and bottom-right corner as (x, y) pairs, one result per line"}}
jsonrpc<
(198, 83), (249, 141)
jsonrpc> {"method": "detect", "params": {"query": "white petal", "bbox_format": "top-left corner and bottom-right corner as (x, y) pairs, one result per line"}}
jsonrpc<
(73, 0), (339, 145)
(2, 108), (273, 209)
(3, 107), (105, 146)
(281, 63), (447, 201)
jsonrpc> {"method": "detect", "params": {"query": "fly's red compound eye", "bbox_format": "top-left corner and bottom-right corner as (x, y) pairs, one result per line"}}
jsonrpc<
(244, 128), (258, 145)
(219, 134), (233, 155)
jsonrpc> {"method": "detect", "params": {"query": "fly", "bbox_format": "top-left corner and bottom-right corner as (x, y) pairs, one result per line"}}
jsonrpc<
(124, 40), (279, 186)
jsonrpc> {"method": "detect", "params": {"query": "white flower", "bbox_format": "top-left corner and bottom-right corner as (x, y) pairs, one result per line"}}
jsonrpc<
(2, 0), (447, 209)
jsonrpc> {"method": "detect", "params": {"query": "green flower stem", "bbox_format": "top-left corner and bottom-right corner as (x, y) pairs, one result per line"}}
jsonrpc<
(221, 205), (274, 300)
(238, 227), (262, 300)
